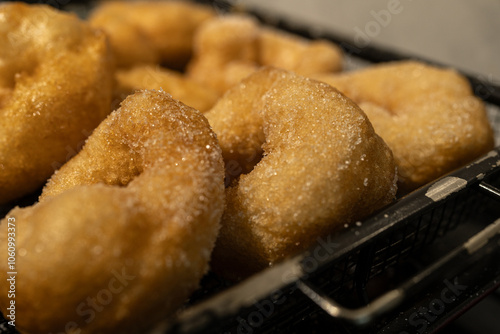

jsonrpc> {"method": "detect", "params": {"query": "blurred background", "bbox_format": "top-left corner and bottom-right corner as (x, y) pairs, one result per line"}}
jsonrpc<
(8, 0), (499, 83)
(242, 0), (500, 83)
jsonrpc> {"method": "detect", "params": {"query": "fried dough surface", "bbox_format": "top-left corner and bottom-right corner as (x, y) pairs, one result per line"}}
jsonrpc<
(0, 3), (114, 204)
(187, 15), (260, 94)
(259, 27), (343, 74)
(115, 64), (219, 112)
(207, 68), (397, 279)
(0, 90), (225, 333)
(187, 15), (343, 94)
(90, 0), (214, 69)
(314, 61), (495, 192)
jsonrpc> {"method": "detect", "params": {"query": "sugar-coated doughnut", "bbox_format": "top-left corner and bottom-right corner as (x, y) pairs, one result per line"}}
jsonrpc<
(115, 64), (219, 112)
(0, 3), (114, 204)
(187, 15), (260, 94)
(187, 15), (343, 94)
(313, 61), (495, 192)
(258, 27), (343, 75)
(89, 0), (214, 69)
(0, 90), (225, 333)
(207, 67), (397, 279)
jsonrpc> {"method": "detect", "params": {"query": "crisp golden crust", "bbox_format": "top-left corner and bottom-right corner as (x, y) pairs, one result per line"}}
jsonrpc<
(114, 64), (219, 112)
(208, 68), (397, 279)
(0, 90), (225, 333)
(206, 68), (279, 178)
(89, 0), (215, 69)
(187, 15), (343, 94)
(313, 61), (495, 192)
(0, 3), (114, 204)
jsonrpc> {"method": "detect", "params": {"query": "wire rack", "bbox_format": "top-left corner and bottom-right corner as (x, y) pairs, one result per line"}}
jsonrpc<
(163, 148), (500, 334)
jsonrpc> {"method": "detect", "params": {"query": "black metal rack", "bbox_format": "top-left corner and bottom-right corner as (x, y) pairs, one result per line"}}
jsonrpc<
(165, 148), (500, 334)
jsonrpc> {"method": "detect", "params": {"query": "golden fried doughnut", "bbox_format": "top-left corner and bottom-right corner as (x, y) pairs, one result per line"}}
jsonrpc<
(207, 67), (397, 279)
(0, 90), (225, 333)
(259, 28), (343, 75)
(90, 0), (214, 69)
(187, 15), (260, 94)
(313, 61), (495, 192)
(0, 3), (113, 205)
(187, 15), (343, 94)
(115, 64), (219, 112)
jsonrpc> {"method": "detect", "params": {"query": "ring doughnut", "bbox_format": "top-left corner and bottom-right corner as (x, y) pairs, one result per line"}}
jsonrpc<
(187, 15), (343, 94)
(186, 15), (261, 94)
(0, 90), (225, 333)
(258, 27), (343, 75)
(207, 67), (397, 279)
(89, 1), (215, 69)
(313, 61), (495, 192)
(0, 3), (114, 204)
(114, 64), (219, 113)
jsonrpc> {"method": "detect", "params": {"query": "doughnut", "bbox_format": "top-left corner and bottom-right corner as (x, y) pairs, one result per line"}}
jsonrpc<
(89, 0), (215, 69)
(313, 61), (495, 192)
(207, 67), (397, 279)
(0, 90), (225, 333)
(187, 15), (343, 94)
(187, 15), (261, 94)
(115, 64), (219, 112)
(258, 27), (343, 75)
(0, 3), (114, 205)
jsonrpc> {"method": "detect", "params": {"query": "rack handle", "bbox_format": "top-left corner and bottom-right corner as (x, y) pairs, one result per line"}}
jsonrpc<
(297, 218), (500, 326)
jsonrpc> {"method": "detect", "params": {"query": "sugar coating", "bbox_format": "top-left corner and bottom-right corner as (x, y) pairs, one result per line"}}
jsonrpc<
(208, 67), (397, 279)
(205, 68), (281, 178)
(0, 90), (225, 333)
(0, 3), (114, 204)
(313, 61), (495, 193)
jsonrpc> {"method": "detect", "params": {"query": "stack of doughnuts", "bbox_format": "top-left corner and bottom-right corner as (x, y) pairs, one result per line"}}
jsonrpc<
(0, 1), (495, 332)
(186, 14), (344, 94)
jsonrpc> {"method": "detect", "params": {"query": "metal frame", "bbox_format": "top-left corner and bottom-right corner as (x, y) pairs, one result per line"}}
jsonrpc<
(165, 147), (500, 334)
